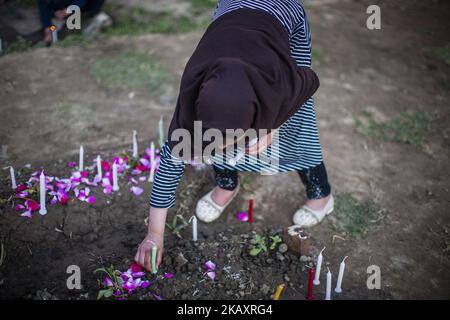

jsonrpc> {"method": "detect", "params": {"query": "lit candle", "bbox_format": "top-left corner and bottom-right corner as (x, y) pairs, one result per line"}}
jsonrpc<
(158, 116), (164, 148)
(39, 171), (47, 215)
(96, 155), (102, 178)
(307, 267), (315, 300)
(51, 25), (58, 43)
(325, 268), (332, 300)
(313, 247), (325, 285)
(192, 216), (198, 242)
(273, 284), (285, 300)
(335, 256), (348, 293)
(79, 145), (84, 172)
(248, 199), (254, 223)
(112, 163), (119, 191)
(148, 161), (156, 183)
(151, 245), (158, 274)
(10, 166), (17, 190)
(150, 141), (155, 165)
(132, 130), (138, 158)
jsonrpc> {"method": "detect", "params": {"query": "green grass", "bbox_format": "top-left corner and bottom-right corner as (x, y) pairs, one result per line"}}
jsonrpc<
(334, 194), (380, 237)
(3, 36), (33, 54)
(355, 111), (432, 147)
(104, 7), (205, 36)
(90, 52), (171, 90)
(425, 44), (450, 65)
(191, 0), (218, 8)
(58, 33), (94, 47)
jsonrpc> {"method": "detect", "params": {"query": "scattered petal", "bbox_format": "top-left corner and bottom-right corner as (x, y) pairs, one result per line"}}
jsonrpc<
(206, 271), (216, 281)
(237, 211), (248, 222)
(103, 277), (114, 287)
(130, 186), (144, 196)
(140, 280), (150, 289)
(67, 161), (76, 168)
(204, 260), (216, 271)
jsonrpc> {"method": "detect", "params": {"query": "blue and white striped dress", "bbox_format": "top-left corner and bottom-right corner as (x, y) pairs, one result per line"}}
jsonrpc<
(150, 0), (323, 208)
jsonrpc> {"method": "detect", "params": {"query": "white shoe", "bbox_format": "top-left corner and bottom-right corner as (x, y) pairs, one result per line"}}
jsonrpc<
(292, 195), (334, 228)
(196, 184), (240, 223)
(83, 12), (112, 35)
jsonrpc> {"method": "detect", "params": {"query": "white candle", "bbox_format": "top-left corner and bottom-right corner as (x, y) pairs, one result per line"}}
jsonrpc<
(51, 27), (58, 43)
(132, 130), (138, 158)
(158, 116), (164, 148)
(10, 166), (17, 190)
(39, 171), (47, 215)
(192, 216), (198, 242)
(148, 161), (156, 183)
(150, 141), (155, 165)
(79, 145), (84, 172)
(112, 163), (119, 191)
(96, 155), (102, 178)
(313, 247), (325, 285)
(325, 268), (332, 300)
(335, 256), (348, 293)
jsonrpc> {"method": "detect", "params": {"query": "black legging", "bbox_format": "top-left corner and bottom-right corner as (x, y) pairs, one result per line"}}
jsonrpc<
(213, 162), (331, 200)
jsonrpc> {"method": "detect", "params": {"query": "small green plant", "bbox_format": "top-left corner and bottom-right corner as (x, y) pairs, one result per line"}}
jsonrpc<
(165, 214), (189, 237)
(269, 235), (282, 250)
(249, 234), (267, 256)
(355, 111), (432, 147)
(94, 265), (124, 299)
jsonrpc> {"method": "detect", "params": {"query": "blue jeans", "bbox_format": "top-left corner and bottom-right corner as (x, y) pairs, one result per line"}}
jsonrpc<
(37, 0), (104, 28)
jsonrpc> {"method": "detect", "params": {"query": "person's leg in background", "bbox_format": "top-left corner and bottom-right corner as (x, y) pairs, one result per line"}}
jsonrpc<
(211, 166), (239, 206)
(37, 0), (68, 44)
(81, 0), (112, 34)
(298, 162), (332, 210)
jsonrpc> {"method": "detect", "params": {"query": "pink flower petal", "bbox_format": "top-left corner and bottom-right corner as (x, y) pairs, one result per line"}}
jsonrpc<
(130, 263), (142, 273)
(130, 186), (144, 196)
(67, 161), (76, 168)
(25, 199), (40, 212)
(204, 260), (216, 271)
(132, 272), (145, 278)
(206, 271), (216, 281)
(15, 204), (25, 211)
(140, 280), (150, 289)
(237, 211), (248, 222)
(103, 277), (114, 287)
(21, 210), (32, 218)
(163, 273), (173, 279)
(50, 196), (58, 205)
(17, 191), (28, 198)
(86, 196), (96, 204)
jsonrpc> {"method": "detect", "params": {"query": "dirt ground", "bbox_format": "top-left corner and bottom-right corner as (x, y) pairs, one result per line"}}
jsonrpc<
(0, 0), (449, 300)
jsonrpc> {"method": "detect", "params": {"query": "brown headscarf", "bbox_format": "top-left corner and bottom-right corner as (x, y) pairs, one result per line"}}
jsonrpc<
(168, 8), (320, 154)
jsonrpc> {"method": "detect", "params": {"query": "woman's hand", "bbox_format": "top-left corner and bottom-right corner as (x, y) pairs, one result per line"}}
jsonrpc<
(135, 231), (164, 272)
(134, 207), (167, 272)
(246, 129), (278, 155)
